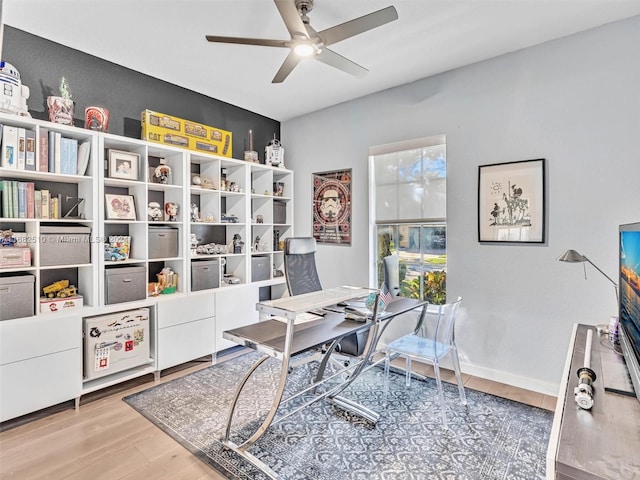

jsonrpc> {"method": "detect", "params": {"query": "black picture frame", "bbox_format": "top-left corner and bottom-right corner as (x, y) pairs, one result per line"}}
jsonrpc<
(478, 158), (546, 243)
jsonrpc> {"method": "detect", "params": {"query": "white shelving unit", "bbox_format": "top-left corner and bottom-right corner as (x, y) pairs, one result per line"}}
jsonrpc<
(0, 112), (294, 422)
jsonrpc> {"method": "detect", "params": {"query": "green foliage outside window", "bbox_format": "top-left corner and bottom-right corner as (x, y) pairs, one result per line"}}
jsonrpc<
(402, 270), (446, 305)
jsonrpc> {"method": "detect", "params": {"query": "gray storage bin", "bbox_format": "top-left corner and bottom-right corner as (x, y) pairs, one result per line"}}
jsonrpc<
(252, 255), (271, 282)
(105, 266), (146, 305)
(0, 275), (35, 320)
(273, 201), (286, 224)
(191, 259), (220, 291)
(148, 226), (179, 259)
(40, 225), (91, 266)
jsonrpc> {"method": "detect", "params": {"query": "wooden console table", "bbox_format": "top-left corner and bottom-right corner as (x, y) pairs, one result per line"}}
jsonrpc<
(547, 323), (640, 479)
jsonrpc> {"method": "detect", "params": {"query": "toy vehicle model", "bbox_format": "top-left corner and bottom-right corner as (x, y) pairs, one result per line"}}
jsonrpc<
(43, 280), (77, 298)
(57, 286), (77, 298)
(221, 213), (239, 223)
(105, 248), (127, 261)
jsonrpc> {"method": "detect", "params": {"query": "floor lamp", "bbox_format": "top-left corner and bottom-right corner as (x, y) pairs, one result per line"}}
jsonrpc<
(558, 249), (619, 304)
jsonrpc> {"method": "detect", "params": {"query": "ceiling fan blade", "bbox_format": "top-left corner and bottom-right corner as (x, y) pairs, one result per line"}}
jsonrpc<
(274, 0), (309, 39)
(272, 51), (303, 83)
(315, 48), (368, 78)
(205, 35), (288, 48)
(318, 6), (398, 46)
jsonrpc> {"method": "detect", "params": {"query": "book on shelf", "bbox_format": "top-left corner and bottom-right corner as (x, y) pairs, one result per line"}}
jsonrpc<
(48, 130), (55, 172)
(53, 132), (62, 174)
(77, 140), (90, 175)
(38, 127), (49, 172)
(10, 180), (18, 218)
(50, 195), (59, 219)
(17, 128), (26, 170)
(2, 125), (18, 168)
(17, 181), (27, 218)
(25, 130), (36, 171)
(0, 180), (7, 218)
(41, 189), (50, 219)
(26, 182), (35, 218)
(34, 190), (42, 218)
(69, 138), (78, 175)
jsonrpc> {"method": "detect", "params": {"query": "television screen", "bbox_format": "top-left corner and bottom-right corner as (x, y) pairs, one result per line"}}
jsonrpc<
(619, 222), (640, 402)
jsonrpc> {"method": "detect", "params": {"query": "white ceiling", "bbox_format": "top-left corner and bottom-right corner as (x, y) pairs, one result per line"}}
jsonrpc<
(3, 0), (640, 121)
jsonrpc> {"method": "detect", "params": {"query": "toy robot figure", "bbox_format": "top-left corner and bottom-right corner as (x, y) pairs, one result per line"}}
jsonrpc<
(0, 61), (31, 117)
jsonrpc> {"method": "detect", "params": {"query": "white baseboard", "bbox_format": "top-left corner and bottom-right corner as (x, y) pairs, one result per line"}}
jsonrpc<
(460, 361), (560, 397)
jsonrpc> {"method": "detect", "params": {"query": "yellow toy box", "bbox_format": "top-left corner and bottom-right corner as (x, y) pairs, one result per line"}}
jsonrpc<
(141, 109), (232, 157)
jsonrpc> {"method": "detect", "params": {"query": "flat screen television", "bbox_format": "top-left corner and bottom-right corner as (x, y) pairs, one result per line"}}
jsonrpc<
(619, 222), (640, 403)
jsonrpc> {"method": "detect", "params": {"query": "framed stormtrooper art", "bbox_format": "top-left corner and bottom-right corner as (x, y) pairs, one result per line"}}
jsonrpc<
(312, 169), (352, 245)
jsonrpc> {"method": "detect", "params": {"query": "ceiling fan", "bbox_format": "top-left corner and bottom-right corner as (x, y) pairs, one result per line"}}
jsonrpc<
(205, 0), (398, 83)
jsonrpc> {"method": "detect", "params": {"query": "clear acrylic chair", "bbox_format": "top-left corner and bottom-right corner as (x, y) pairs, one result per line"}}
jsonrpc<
(384, 296), (467, 428)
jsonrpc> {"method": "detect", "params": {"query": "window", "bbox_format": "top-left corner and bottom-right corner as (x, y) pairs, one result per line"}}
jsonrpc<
(369, 135), (447, 304)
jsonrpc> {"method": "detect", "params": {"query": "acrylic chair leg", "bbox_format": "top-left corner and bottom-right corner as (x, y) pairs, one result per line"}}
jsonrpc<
(451, 347), (467, 405)
(383, 350), (391, 408)
(405, 356), (412, 387)
(433, 361), (448, 429)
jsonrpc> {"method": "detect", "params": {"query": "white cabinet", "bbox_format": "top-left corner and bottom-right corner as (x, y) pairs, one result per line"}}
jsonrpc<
(0, 314), (82, 422)
(156, 293), (215, 370)
(215, 285), (259, 353)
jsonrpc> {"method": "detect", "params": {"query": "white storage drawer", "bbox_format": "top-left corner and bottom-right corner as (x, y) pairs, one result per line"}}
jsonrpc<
(0, 348), (81, 422)
(157, 316), (214, 370)
(157, 293), (214, 328)
(0, 315), (80, 365)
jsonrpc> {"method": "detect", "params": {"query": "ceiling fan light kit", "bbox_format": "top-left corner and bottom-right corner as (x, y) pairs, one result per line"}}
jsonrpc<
(205, 0), (398, 83)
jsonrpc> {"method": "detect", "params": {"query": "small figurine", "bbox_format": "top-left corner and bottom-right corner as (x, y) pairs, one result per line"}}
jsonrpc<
(148, 202), (163, 221)
(254, 235), (261, 252)
(155, 162), (172, 184)
(190, 203), (200, 222)
(190, 233), (199, 253)
(165, 202), (178, 221)
(233, 234), (244, 254)
(1, 229), (17, 247)
(205, 212), (215, 223)
(256, 214), (264, 224)
(265, 134), (285, 168)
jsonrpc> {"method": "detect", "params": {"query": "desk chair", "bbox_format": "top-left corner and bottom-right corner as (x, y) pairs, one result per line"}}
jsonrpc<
(383, 253), (401, 296)
(383, 296), (466, 428)
(284, 237), (368, 358)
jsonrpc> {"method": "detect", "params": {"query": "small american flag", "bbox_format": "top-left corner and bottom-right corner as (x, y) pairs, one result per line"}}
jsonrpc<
(379, 282), (394, 310)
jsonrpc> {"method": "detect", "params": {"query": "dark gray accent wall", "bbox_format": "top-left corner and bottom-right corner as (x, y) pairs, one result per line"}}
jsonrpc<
(3, 26), (279, 161)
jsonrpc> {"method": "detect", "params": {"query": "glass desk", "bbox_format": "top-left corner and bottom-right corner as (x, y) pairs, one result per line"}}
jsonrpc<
(222, 286), (428, 479)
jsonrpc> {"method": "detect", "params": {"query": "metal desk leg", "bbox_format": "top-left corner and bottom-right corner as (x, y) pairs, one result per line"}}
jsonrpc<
(222, 317), (296, 479)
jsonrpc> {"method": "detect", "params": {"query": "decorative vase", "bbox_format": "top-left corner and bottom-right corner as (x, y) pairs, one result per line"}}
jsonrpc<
(84, 106), (110, 132)
(47, 96), (74, 125)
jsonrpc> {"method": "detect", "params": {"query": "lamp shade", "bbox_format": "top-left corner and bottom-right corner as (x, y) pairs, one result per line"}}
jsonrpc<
(558, 249), (588, 263)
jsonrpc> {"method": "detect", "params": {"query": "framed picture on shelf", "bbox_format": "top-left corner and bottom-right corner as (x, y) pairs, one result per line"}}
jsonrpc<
(108, 149), (139, 180)
(105, 193), (137, 221)
(478, 158), (546, 243)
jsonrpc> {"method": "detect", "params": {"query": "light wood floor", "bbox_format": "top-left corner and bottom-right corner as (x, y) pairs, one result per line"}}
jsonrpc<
(0, 350), (557, 480)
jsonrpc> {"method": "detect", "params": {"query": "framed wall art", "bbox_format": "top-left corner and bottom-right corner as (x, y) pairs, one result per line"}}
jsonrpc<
(478, 158), (546, 243)
(312, 169), (352, 245)
(108, 149), (139, 180)
(105, 193), (137, 221)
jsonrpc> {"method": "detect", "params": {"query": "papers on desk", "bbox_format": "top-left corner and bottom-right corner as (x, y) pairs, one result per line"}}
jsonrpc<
(270, 312), (323, 324)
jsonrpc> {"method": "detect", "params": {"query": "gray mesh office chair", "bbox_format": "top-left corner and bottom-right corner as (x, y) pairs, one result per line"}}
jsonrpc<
(284, 237), (368, 357)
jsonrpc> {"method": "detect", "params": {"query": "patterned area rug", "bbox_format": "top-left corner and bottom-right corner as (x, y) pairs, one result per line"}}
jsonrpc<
(124, 352), (552, 479)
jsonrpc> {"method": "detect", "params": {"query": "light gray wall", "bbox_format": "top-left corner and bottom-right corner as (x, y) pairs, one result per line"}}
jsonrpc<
(282, 15), (640, 394)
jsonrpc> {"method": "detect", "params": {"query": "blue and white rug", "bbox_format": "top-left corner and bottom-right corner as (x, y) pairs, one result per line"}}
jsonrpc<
(124, 352), (552, 479)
